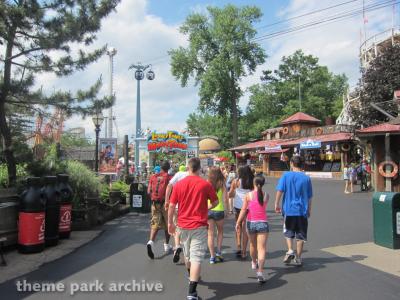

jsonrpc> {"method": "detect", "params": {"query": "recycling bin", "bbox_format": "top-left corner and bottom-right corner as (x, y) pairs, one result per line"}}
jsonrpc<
(372, 192), (400, 249)
(130, 183), (150, 213)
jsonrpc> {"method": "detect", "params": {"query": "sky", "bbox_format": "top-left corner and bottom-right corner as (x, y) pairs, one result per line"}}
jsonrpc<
(34, 0), (398, 141)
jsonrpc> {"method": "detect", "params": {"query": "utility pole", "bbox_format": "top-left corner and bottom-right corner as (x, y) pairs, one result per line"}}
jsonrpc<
(106, 47), (117, 138)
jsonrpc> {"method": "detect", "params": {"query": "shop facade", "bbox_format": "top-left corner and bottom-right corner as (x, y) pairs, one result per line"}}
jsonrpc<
(232, 112), (357, 179)
(357, 122), (400, 192)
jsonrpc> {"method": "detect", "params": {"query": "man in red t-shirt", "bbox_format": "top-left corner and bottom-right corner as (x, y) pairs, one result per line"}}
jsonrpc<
(168, 157), (218, 300)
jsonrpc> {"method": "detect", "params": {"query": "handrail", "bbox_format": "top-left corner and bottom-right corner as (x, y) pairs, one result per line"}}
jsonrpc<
(360, 28), (400, 53)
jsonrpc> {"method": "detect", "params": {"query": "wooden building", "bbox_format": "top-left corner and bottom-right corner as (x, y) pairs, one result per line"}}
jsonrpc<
(232, 112), (356, 179)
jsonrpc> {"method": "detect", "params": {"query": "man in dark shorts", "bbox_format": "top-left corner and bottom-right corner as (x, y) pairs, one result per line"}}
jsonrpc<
(146, 161), (172, 259)
(168, 158), (218, 300)
(274, 156), (313, 266)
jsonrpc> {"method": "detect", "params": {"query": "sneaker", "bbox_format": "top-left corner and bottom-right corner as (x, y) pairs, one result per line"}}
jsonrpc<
(283, 251), (295, 264)
(209, 257), (216, 264)
(147, 241), (154, 259)
(251, 260), (258, 270)
(164, 243), (172, 253)
(187, 292), (198, 300)
(216, 252), (224, 262)
(293, 256), (303, 266)
(173, 247), (182, 263)
(256, 272), (266, 284)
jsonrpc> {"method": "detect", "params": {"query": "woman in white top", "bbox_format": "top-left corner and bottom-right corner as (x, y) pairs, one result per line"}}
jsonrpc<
(229, 165), (254, 259)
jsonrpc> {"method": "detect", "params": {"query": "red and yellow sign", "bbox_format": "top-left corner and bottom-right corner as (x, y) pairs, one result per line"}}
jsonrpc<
(147, 131), (187, 152)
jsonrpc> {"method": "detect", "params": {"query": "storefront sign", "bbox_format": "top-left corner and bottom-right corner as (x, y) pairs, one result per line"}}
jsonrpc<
(147, 131), (188, 152)
(300, 140), (321, 149)
(265, 145), (282, 151)
(305, 172), (333, 179)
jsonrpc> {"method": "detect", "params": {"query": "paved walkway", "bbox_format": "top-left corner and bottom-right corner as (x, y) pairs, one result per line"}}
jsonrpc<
(0, 179), (399, 300)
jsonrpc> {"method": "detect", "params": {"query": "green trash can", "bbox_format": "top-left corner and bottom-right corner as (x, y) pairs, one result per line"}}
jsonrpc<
(372, 192), (400, 249)
(130, 183), (150, 213)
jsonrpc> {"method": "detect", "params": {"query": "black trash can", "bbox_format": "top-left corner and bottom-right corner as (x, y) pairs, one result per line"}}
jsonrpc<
(130, 182), (150, 213)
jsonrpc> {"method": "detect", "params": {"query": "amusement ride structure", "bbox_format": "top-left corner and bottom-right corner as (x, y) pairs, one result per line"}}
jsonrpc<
(336, 27), (400, 125)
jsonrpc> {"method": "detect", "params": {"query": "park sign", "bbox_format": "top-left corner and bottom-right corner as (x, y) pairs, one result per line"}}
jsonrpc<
(300, 139), (321, 149)
(147, 131), (188, 152)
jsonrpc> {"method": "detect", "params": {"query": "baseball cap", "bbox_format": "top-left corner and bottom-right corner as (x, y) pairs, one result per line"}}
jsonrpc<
(179, 165), (186, 172)
(153, 166), (161, 173)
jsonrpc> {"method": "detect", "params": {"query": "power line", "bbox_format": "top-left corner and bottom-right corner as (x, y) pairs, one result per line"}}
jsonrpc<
(137, 0), (397, 65)
(253, 0), (397, 42)
(256, 0), (359, 30)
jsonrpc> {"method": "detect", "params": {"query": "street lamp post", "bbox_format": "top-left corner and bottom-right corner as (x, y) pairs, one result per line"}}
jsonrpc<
(129, 63), (155, 174)
(92, 113), (104, 173)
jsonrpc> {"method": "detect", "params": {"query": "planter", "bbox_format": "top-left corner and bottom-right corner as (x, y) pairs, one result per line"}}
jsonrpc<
(0, 188), (19, 246)
(71, 207), (91, 231)
(85, 196), (99, 227)
(98, 202), (114, 224)
(109, 191), (122, 203)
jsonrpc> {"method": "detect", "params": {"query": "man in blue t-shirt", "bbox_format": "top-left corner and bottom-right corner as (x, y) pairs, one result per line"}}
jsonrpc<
(275, 156), (313, 266)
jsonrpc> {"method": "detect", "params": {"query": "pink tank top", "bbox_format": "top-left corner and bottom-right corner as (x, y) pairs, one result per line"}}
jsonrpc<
(247, 191), (267, 222)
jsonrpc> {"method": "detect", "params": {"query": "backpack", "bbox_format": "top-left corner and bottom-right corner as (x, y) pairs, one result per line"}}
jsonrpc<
(149, 173), (169, 201)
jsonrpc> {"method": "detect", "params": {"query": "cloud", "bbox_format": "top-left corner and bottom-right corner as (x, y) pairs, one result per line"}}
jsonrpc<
(32, 0), (396, 141)
(34, 0), (197, 141)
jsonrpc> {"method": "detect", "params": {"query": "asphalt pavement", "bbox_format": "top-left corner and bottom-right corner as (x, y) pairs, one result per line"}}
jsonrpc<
(0, 178), (399, 300)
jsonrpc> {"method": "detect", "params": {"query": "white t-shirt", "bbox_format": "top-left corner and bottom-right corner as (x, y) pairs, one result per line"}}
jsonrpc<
(169, 171), (188, 186)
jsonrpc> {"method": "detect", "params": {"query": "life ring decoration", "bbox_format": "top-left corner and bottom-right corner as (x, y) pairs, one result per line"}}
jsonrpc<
(315, 127), (323, 135)
(378, 161), (399, 178)
(341, 143), (351, 152)
(282, 127), (289, 135)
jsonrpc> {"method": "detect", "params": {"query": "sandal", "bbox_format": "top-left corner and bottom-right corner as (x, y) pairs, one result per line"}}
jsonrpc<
(236, 250), (242, 258)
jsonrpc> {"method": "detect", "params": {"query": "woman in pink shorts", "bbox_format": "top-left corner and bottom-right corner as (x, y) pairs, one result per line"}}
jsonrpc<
(235, 175), (269, 284)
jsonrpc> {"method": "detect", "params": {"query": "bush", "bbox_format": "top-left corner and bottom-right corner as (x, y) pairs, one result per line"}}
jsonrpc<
(66, 160), (101, 208)
(0, 163), (29, 189)
(111, 181), (130, 198)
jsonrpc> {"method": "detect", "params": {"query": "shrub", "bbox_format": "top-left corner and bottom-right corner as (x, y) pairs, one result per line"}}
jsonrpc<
(65, 160), (101, 208)
(111, 181), (130, 198)
(0, 163), (29, 189)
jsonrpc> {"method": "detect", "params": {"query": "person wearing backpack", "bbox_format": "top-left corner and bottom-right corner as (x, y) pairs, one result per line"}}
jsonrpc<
(146, 161), (172, 259)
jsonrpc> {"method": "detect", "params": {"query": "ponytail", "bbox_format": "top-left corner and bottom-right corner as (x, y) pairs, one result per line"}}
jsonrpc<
(257, 185), (263, 206)
(254, 175), (265, 206)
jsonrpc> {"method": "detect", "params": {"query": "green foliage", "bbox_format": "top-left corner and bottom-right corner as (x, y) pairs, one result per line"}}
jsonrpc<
(61, 133), (93, 148)
(100, 184), (111, 203)
(351, 45), (400, 126)
(27, 143), (67, 177)
(215, 151), (235, 164)
(154, 152), (186, 167)
(187, 50), (348, 145)
(0, 163), (29, 188)
(111, 181), (130, 198)
(65, 160), (101, 207)
(0, 0), (120, 185)
(170, 4), (266, 145)
(244, 50), (348, 140)
(186, 112), (233, 149)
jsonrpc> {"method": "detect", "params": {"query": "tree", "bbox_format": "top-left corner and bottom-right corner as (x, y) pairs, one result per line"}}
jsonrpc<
(186, 112), (232, 149)
(0, 0), (119, 185)
(244, 50), (348, 140)
(351, 45), (400, 127)
(169, 4), (266, 146)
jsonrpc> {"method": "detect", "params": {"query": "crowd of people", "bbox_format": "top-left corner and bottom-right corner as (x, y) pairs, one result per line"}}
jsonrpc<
(145, 157), (313, 300)
(343, 160), (373, 194)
